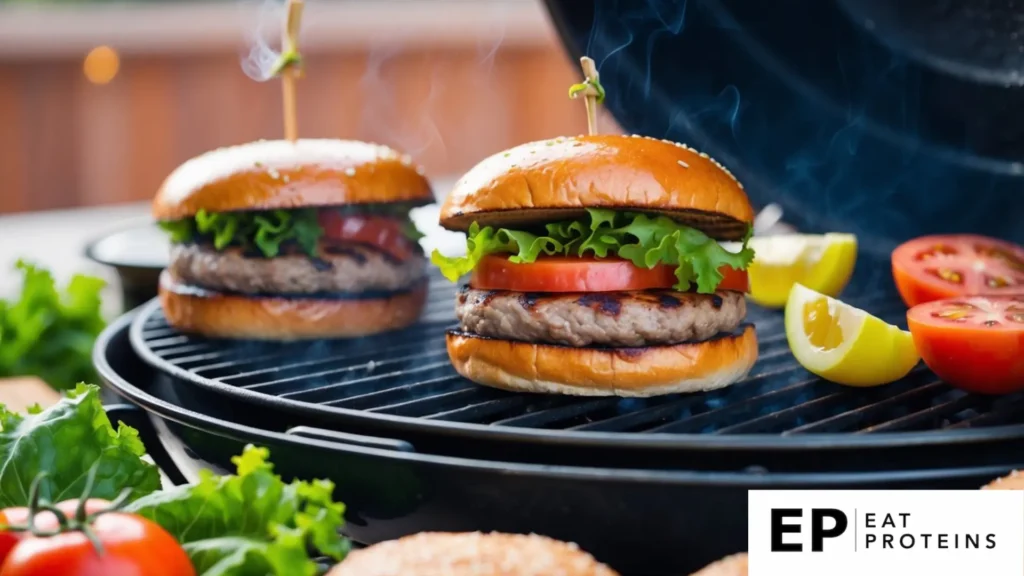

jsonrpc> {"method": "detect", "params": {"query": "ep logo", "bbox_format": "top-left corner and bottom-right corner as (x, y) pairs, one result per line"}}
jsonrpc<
(771, 508), (848, 552)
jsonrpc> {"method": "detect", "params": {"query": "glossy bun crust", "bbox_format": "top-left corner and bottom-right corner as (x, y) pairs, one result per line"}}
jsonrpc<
(690, 553), (748, 576)
(328, 532), (620, 576)
(439, 134), (754, 240)
(158, 271), (427, 340)
(153, 139), (434, 220)
(446, 324), (757, 397)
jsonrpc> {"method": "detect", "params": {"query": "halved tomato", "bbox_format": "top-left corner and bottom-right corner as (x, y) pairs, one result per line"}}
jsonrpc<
(469, 255), (750, 293)
(892, 234), (1024, 307)
(906, 295), (1024, 394)
(317, 211), (418, 261)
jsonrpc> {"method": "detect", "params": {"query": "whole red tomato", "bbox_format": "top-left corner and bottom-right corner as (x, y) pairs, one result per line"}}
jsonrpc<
(0, 510), (194, 576)
(0, 500), (109, 565)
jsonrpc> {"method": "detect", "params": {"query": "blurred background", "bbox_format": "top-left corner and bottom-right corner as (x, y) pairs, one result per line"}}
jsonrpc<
(0, 0), (615, 214)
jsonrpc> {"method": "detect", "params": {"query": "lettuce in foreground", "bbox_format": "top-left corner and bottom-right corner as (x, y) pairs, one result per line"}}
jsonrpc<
(126, 445), (350, 576)
(430, 208), (755, 294)
(0, 383), (161, 507)
(0, 260), (106, 390)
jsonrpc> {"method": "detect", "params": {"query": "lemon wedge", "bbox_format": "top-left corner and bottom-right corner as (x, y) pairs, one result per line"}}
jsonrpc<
(745, 233), (858, 308)
(785, 284), (920, 387)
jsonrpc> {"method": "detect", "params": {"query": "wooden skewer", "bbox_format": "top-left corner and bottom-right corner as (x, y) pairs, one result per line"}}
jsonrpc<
(280, 0), (304, 142)
(568, 56), (604, 135)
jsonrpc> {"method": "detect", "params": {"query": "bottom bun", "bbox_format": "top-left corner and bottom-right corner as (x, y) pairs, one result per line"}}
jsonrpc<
(691, 553), (748, 576)
(446, 324), (757, 397)
(328, 532), (619, 576)
(159, 271), (427, 340)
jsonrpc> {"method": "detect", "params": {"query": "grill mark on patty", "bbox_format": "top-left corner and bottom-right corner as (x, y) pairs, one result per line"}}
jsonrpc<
(576, 293), (622, 316)
(657, 294), (682, 308)
(518, 292), (543, 310)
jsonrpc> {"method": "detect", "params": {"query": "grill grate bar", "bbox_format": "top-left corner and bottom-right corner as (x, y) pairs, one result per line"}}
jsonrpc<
(424, 396), (533, 422)
(278, 360), (454, 401)
(858, 390), (979, 433)
(242, 349), (449, 391)
(327, 374), (464, 409)
(783, 368), (937, 434)
(492, 398), (618, 428)
(946, 395), (1024, 429)
(369, 387), (501, 417)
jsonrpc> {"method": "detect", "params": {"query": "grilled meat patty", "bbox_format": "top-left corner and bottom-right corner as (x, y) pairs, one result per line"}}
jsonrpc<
(169, 241), (426, 294)
(456, 287), (746, 347)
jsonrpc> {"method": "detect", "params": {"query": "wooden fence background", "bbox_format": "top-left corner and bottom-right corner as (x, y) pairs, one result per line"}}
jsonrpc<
(0, 0), (614, 213)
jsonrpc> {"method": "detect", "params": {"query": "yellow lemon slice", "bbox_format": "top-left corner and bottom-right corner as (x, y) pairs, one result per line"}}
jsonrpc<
(745, 233), (858, 308)
(785, 283), (920, 387)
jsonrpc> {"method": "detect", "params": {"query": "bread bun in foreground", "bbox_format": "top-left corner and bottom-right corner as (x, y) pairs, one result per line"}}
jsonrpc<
(327, 532), (619, 576)
(690, 553), (748, 576)
(439, 134), (753, 240)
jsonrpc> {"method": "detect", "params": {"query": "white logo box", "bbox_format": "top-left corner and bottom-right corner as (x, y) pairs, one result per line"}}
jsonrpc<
(748, 490), (1024, 576)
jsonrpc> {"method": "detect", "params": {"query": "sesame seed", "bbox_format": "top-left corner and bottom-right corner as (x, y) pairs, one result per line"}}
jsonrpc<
(503, 152), (511, 157)
(282, 175), (290, 183)
(416, 165), (426, 175)
(268, 168), (280, 179)
(344, 167), (356, 177)
(678, 160), (689, 168)
(630, 134), (641, 138)
(254, 161), (264, 168)
(400, 154), (413, 165)
(699, 152), (709, 158)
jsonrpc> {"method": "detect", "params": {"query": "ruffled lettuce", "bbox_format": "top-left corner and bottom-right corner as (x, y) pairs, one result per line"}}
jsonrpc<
(159, 209), (323, 258)
(430, 208), (754, 294)
(160, 207), (424, 258)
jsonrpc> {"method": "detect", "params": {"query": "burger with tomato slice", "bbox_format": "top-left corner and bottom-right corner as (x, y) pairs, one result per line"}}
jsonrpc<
(432, 134), (758, 396)
(154, 139), (432, 340)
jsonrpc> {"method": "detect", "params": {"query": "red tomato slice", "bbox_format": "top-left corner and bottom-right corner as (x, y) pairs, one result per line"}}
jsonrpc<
(469, 255), (750, 293)
(907, 295), (1024, 394)
(317, 212), (418, 261)
(892, 234), (1024, 307)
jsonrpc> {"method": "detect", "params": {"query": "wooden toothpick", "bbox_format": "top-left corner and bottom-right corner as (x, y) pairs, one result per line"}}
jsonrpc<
(273, 0), (305, 142)
(568, 56), (605, 135)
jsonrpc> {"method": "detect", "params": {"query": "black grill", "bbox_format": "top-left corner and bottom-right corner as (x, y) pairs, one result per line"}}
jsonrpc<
(130, 268), (1024, 439)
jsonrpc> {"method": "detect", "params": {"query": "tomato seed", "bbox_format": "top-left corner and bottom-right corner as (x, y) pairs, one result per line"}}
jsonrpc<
(986, 275), (1011, 288)
(916, 244), (958, 261)
(926, 268), (964, 284)
(1008, 313), (1024, 324)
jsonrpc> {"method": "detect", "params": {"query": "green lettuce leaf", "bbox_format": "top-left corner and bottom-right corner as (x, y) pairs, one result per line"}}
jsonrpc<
(0, 383), (161, 508)
(430, 208), (755, 294)
(0, 260), (106, 389)
(159, 208), (425, 258)
(126, 445), (350, 576)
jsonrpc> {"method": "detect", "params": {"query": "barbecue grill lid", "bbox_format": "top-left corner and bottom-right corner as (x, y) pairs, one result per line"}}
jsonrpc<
(542, 0), (1024, 253)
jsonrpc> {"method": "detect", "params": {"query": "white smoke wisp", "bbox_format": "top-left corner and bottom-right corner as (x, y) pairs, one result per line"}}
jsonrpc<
(238, 0), (285, 82)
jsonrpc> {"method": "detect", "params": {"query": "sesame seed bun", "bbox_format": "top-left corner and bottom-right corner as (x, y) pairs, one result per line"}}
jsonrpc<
(445, 324), (757, 397)
(153, 139), (434, 221)
(982, 470), (1024, 490)
(327, 532), (620, 576)
(438, 134), (753, 240)
(691, 553), (748, 576)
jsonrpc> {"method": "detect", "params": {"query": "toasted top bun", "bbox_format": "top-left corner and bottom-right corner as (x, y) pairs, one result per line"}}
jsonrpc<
(690, 553), (748, 576)
(982, 470), (1024, 490)
(328, 532), (620, 576)
(439, 134), (754, 240)
(153, 139), (434, 220)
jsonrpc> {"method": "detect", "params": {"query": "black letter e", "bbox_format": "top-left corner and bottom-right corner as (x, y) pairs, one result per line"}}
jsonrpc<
(771, 509), (803, 552)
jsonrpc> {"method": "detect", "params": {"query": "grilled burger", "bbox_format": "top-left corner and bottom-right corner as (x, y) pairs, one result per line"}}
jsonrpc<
(154, 139), (433, 340)
(327, 532), (619, 576)
(432, 134), (758, 396)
